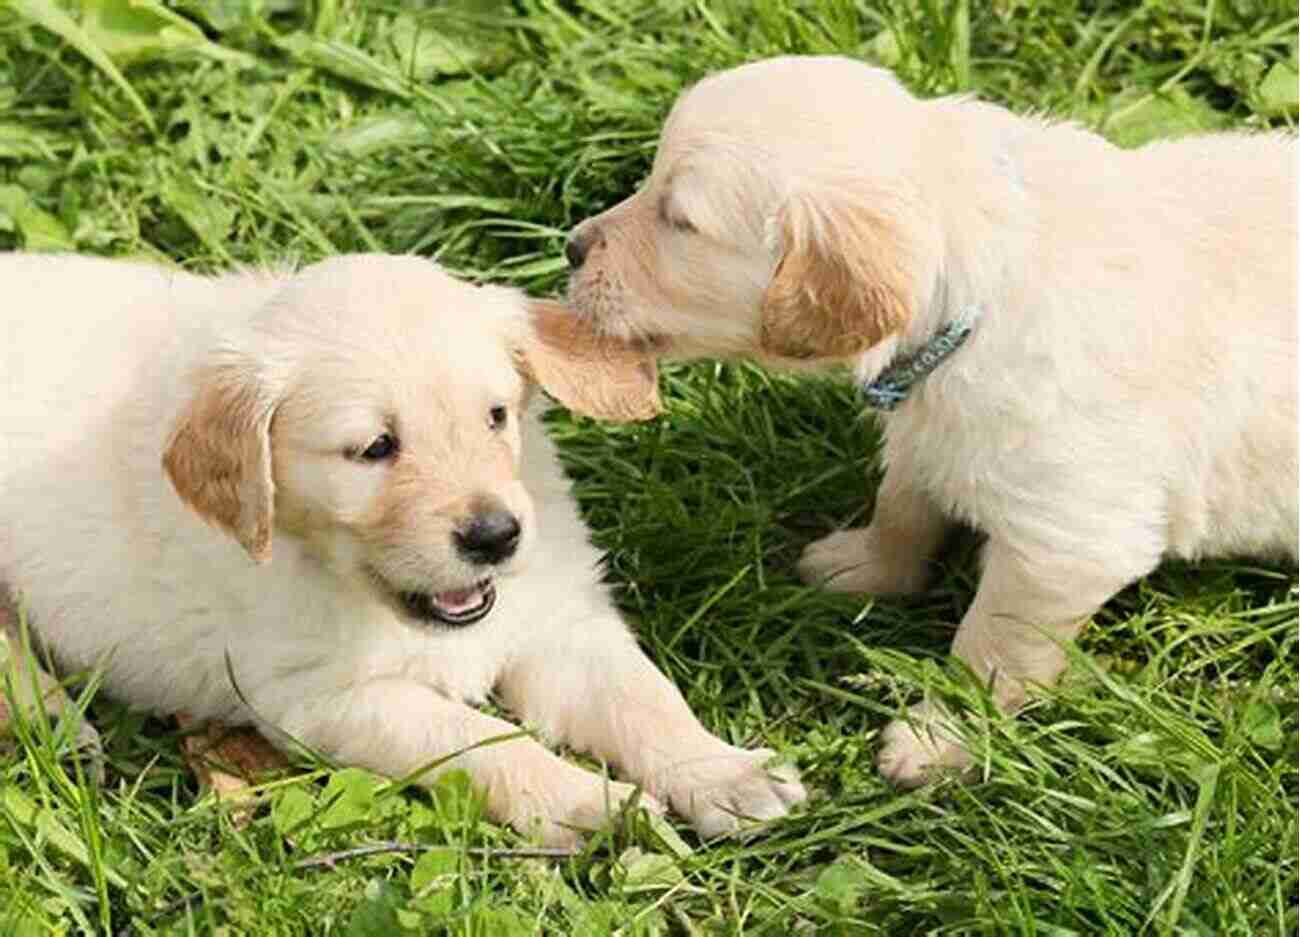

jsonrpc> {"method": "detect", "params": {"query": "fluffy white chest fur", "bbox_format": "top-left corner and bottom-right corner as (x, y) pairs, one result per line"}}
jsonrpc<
(0, 252), (804, 845)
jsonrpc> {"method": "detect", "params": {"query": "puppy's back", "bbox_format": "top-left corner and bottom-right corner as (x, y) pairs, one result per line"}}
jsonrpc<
(1, 255), (276, 474)
(1129, 134), (1297, 560)
(1135, 132), (1295, 314)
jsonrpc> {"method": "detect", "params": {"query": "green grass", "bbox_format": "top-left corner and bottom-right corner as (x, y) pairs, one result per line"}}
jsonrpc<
(1, 1), (1297, 934)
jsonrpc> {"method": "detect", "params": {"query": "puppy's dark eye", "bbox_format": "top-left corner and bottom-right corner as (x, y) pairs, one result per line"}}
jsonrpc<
(358, 433), (398, 461)
(488, 405), (508, 431)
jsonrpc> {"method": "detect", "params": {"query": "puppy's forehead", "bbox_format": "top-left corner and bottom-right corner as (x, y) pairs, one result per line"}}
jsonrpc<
(271, 255), (514, 346)
(663, 56), (909, 154)
(273, 254), (525, 403)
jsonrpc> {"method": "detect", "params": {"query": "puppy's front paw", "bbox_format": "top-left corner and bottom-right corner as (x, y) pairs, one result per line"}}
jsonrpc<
(877, 704), (973, 788)
(664, 746), (806, 839)
(798, 529), (929, 595)
(510, 765), (664, 848)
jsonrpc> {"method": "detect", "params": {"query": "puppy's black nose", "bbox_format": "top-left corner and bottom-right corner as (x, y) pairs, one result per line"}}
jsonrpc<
(565, 226), (600, 270)
(455, 510), (521, 565)
(564, 232), (588, 270)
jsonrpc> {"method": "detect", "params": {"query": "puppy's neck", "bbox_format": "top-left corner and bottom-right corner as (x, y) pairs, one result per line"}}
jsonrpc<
(855, 303), (980, 409)
(852, 102), (1042, 403)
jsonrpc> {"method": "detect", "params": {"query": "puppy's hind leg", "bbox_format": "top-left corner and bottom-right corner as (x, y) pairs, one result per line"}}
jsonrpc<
(799, 459), (947, 596)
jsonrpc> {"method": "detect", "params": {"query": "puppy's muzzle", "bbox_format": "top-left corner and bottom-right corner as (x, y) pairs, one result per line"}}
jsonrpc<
(454, 508), (522, 565)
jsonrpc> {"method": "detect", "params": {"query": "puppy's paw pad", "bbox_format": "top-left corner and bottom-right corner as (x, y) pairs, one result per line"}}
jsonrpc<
(876, 713), (972, 788)
(797, 530), (927, 595)
(669, 747), (806, 839)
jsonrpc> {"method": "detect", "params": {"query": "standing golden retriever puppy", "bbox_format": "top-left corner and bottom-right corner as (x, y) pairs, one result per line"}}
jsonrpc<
(0, 253), (804, 843)
(565, 55), (1298, 786)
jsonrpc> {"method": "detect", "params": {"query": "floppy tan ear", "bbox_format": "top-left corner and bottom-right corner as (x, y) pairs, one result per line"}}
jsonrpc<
(760, 192), (914, 360)
(162, 357), (278, 564)
(516, 300), (662, 422)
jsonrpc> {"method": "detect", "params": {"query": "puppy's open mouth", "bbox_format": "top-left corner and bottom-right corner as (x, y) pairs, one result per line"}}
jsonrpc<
(403, 579), (496, 626)
(370, 569), (497, 627)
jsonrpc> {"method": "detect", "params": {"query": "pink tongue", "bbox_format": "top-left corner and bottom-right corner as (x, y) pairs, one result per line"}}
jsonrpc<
(433, 586), (484, 614)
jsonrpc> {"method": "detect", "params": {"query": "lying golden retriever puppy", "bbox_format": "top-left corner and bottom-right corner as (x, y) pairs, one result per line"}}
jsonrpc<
(0, 252), (804, 843)
(565, 55), (1298, 785)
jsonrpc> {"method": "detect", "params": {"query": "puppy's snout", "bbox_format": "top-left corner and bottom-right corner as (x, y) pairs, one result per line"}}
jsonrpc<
(565, 224), (603, 270)
(454, 508), (522, 565)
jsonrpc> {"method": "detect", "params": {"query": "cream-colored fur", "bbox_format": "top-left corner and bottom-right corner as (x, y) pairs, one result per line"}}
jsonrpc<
(0, 252), (804, 843)
(566, 55), (1299, 785)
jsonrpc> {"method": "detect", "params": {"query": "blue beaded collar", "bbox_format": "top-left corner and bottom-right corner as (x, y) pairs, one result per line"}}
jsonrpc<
(860, 317), (975, 411)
